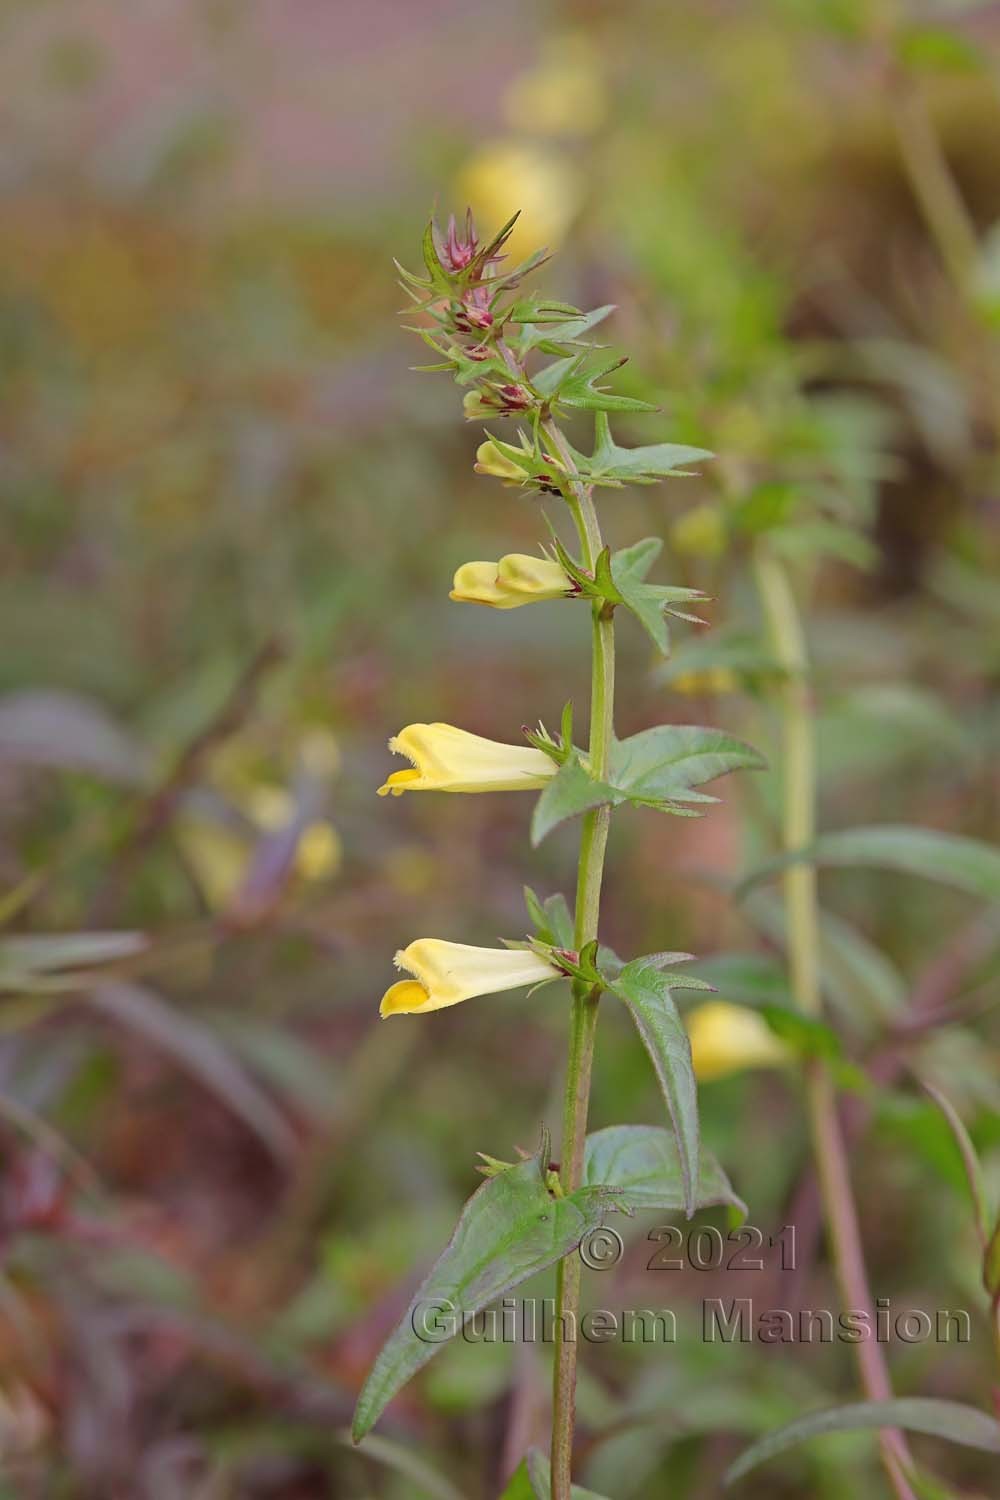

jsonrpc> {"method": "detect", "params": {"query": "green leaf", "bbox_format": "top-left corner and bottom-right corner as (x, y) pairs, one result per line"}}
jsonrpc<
(531, 754), (617, 845)
(611, 534), (662, 580)
(757, 1005), (846, 1064)
(537, 355), (659, 414)
(605, 536), (708, 655)
(500, 1449), (611, 1499)
(532, 727), (764, 844)
(506, 296), (584, 325)
(690, 952), (791, 1008)
(658, 630), (782, 687)
(741, 825), (1000, 902)
(524, 888), (574, 948)
(726, 1399), (1000, 1485)
(617, 581), (706, 655)
(517, 303), (616, 355)
(897, 26), (984, 74)
(351, 1135), (619, 1442)
(584, 1125), (745, 1216)
(610, 725), (765, 810)
(607, 961), (700, 1215)
(588, 412), (711, 483)
(767, 520), (878, 571)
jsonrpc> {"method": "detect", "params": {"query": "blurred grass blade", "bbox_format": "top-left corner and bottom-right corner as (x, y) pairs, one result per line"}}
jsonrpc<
(0, 931), (150, 995)
(0, 690), (150, 784)
(919, 1080), (990, 1247)
(740, 825), (1000, 902)
(92, 982), (297, 1166)
(726, 1399), (1000, 1485)
(1, 932), (148, 973)
(336, 1431), (463, 1500)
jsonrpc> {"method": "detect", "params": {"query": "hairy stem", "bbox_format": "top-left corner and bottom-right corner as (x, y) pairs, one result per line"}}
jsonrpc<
(753, 547), (916, 1500)
(545, 419), (615, 1500)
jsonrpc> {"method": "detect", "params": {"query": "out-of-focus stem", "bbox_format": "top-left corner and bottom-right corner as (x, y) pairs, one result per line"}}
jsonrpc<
(753, 547), (917, 1500)
(886, 67), (979, 303)
(544, 418), (615, 1500)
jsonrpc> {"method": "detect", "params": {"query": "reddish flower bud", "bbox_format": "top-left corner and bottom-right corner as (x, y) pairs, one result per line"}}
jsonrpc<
(437, 209), (479, 272)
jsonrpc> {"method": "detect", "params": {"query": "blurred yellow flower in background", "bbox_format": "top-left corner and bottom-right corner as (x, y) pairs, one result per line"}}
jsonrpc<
(249, 784), (296, 831)
(381, 940), (560, 1017)
(502, 33), (608, 138)
(298, 727), (342, 779)
(669, 502), (728, 559)
(686, 1000), (789, 1082)
(457, 141), (580, 260)
(295, 822), (342, 881)
(377, 723), (555, 796)
(673, 667), (740, 696)
(176, 819), (248, 911)
(451, 553), (573, 609)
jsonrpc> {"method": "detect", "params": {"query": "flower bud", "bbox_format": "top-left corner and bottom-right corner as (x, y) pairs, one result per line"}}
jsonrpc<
(451, 554), (574, 609)
(475, 440), (526, 483)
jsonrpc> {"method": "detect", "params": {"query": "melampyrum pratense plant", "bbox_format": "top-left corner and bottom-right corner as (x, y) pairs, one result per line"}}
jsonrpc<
(348, 208), (761, 1497)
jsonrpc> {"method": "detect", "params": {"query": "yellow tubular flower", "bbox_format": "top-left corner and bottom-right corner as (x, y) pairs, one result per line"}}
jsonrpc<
(451, 554), (573, 609)
(687, 1001), (789, 1082)
(377, 723), (556, 796)
(381, 939), (561, 1017)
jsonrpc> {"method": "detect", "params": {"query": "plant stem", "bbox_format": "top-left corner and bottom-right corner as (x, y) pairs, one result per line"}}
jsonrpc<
(753, 547), (917, 1500)
(544, 419), (615, 1500)
(886, 65), (979, 304)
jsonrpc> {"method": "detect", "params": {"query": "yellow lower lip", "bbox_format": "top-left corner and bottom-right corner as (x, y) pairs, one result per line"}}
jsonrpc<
(380, 979), (432, 1016)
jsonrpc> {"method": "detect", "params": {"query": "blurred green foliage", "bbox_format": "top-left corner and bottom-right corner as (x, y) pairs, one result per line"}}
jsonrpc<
(0, 0), (998, 1496)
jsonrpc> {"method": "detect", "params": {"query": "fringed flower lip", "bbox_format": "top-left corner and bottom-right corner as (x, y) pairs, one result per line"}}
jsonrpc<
(380, 939), (562, 1017)
(377, 723), (557, 797)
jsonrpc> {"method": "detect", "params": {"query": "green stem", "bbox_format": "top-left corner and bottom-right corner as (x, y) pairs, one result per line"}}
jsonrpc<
(544, 420), (615, 1500)
(753, 547), (917, 1500)
(886, 65), (979, 304)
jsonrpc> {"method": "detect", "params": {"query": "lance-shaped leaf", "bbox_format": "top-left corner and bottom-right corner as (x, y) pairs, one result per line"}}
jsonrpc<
(726, 1399), (1000, 1486)
(500, 1450), (611, 1499)
(531, 725), (764, 844)
(584, 1125), (746, 1216)
(739, 824), (1000, 903)
(351, 1134), (619, 1443)
(587, 412), (712, 483)
(606, 960), (701, 1216)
